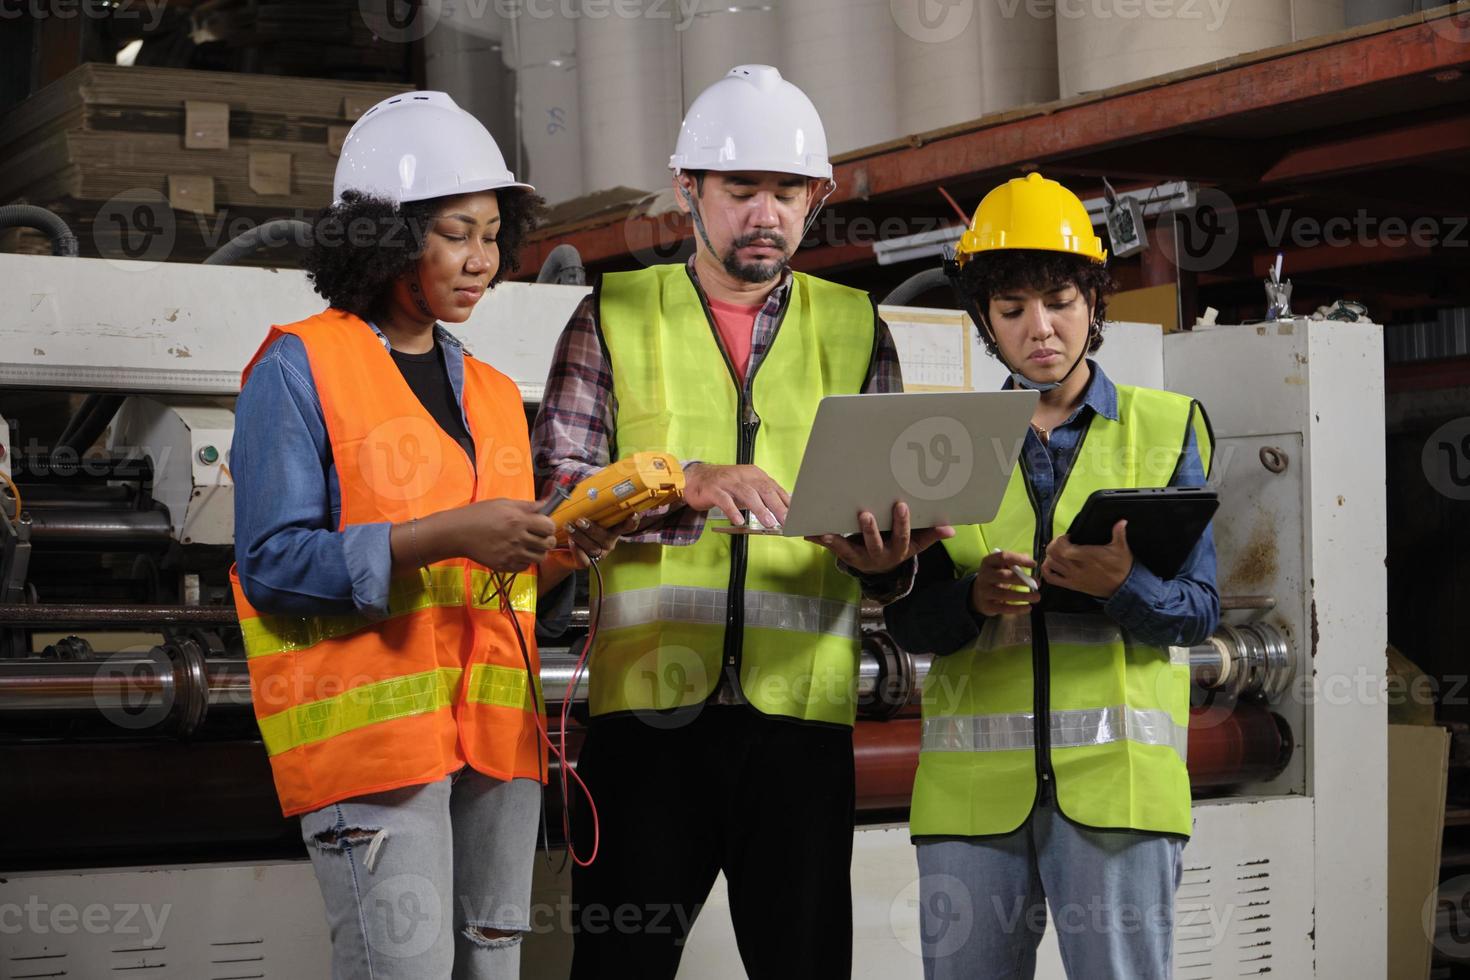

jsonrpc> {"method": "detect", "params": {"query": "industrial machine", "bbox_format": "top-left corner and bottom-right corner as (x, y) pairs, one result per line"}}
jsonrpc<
(665, 304), (1388, 980)
(0, 247), (1385, 978)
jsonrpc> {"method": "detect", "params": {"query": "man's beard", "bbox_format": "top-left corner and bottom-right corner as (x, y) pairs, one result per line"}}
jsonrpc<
(721, 230), (791, 284)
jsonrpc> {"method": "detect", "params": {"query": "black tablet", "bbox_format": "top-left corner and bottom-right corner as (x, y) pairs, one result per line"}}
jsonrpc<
(1065, 487), (1219, 580)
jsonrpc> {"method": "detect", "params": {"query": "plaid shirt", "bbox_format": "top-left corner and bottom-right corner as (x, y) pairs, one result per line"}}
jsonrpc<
(531, 258), (912, 600)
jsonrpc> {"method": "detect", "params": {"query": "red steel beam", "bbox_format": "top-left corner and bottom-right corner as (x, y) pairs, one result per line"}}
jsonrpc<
(1250, 240), (1433, 275)
(1261, 115), (1470, 183)
(1045, 137), (1279, 183)
(789, 240), (877, 274)
(1386, 356), (1470, 395)
(831, 18), (1470, 203)
(523, 15), (1470, 275)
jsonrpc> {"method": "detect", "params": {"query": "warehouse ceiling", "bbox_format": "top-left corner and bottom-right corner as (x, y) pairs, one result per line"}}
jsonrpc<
(521, 10), (1470, 327)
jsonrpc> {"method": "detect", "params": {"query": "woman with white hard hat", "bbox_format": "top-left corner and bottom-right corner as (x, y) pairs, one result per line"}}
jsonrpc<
(229, 91), (622, 979)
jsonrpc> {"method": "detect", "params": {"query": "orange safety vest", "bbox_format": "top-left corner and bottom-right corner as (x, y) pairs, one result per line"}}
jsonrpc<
(229, 309), (543, 817)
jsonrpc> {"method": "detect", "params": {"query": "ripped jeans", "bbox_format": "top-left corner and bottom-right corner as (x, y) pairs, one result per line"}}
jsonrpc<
(299, 769), (541, 980)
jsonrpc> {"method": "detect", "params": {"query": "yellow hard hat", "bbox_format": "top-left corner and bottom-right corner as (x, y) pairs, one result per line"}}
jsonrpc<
(953, 172), (1107, 266)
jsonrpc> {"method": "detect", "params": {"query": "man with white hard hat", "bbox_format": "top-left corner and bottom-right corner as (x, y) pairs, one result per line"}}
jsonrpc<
(533, 65), (951, 978)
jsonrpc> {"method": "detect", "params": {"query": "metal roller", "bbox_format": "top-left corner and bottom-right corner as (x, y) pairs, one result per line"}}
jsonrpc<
(23, 506), (173, 551)
(1184, 622), (1294, 700)
(855, 619), (1294, 717)
(539, 644), (909, 711)
(538, 648), (589, 705)
(0, 636), (248, 738)
(0, 620), (1295, 731)
(0, 604), (240, 627)
(0, 643), (914, 732)
(13, 483), (139, 508)
(0, 653), (175, 715)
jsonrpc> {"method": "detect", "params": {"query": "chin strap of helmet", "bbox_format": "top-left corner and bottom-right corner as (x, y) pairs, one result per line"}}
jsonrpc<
(799, 177), (837, 247)
(675, 173), (719, 258)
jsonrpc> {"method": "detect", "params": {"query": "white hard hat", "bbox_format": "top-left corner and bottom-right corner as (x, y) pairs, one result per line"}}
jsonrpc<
(333, 91), (533, 206)
(669, 65), (832, 181)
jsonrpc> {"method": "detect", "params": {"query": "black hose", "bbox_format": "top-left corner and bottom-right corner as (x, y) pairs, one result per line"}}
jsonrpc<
(55, 394), (106, 448)
(203, 219), (312, 266)
(0, 205), (79, 257)
(881, 266), (949, 307)
(56, 394), (125, 454)
(536, 243), (586, 286)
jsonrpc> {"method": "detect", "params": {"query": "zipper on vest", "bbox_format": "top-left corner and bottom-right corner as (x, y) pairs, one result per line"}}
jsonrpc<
(722, 401), (761, 680)
(1026, 419), (1092, 808)
(462, 374), (479, 711)
(1018, 452), (1056, 807)
(687, 268), (792, 697)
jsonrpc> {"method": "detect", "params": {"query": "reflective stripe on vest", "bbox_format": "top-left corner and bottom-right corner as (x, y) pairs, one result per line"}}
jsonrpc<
(256, 663), (539, 756)
(600, 585), (861, 639)
(920, 706), (1187, 761)
(258, 666), (461, 756)
(240, 567), (536, 659)
(592, 265), (875, 725)
(466, 662), (542, 713)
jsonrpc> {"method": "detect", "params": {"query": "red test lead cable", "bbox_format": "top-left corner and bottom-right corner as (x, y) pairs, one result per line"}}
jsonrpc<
(491, 567), (601, 869)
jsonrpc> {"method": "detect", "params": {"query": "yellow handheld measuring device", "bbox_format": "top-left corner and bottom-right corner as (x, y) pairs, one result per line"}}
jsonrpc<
(543, 452), (686, 542)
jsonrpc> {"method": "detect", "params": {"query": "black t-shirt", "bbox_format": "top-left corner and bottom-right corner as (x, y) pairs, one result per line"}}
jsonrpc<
(390, 343), (476, 465)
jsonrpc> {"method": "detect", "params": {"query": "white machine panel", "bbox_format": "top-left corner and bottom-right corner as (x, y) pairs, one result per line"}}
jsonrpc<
(1171, 797), (1316, 978)
(111, 399), (236, 546)
(0, 862), (330, 979)
(1165, 319), (1388, 978)
(0, 798), (1318, 980)
(0, 253), (590, 401)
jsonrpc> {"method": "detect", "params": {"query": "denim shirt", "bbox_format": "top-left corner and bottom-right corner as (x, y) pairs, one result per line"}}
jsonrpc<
(232, 319), (479, 618)
(883, 361), (1219, 655)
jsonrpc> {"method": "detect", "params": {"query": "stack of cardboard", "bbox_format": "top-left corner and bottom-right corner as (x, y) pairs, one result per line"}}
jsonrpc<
(0, 65), (412, 265)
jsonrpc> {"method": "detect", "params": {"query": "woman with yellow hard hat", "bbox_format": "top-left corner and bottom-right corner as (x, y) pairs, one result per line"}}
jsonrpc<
(883, 172), (1220, 979)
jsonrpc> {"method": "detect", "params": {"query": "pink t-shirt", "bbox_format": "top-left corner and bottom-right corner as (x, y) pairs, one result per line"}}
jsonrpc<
(707, 297), (762, 387)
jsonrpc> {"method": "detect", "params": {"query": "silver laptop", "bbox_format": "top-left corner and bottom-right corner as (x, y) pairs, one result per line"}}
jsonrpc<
(714, 390), (1039, 538)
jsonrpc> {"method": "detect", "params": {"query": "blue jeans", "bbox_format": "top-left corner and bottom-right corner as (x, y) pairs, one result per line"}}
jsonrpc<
(915, 799), (1183, 980)
(299, 769), (541, 980)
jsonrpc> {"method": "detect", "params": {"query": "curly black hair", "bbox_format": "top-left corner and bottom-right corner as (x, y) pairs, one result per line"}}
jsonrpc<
(302, 188), (543, 321)
(950, 249), (1117, 358)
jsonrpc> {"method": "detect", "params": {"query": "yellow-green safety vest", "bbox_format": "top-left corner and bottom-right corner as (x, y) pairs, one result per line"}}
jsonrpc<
(912, 383), (1213, 838)
(591, 264), (877, 726)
